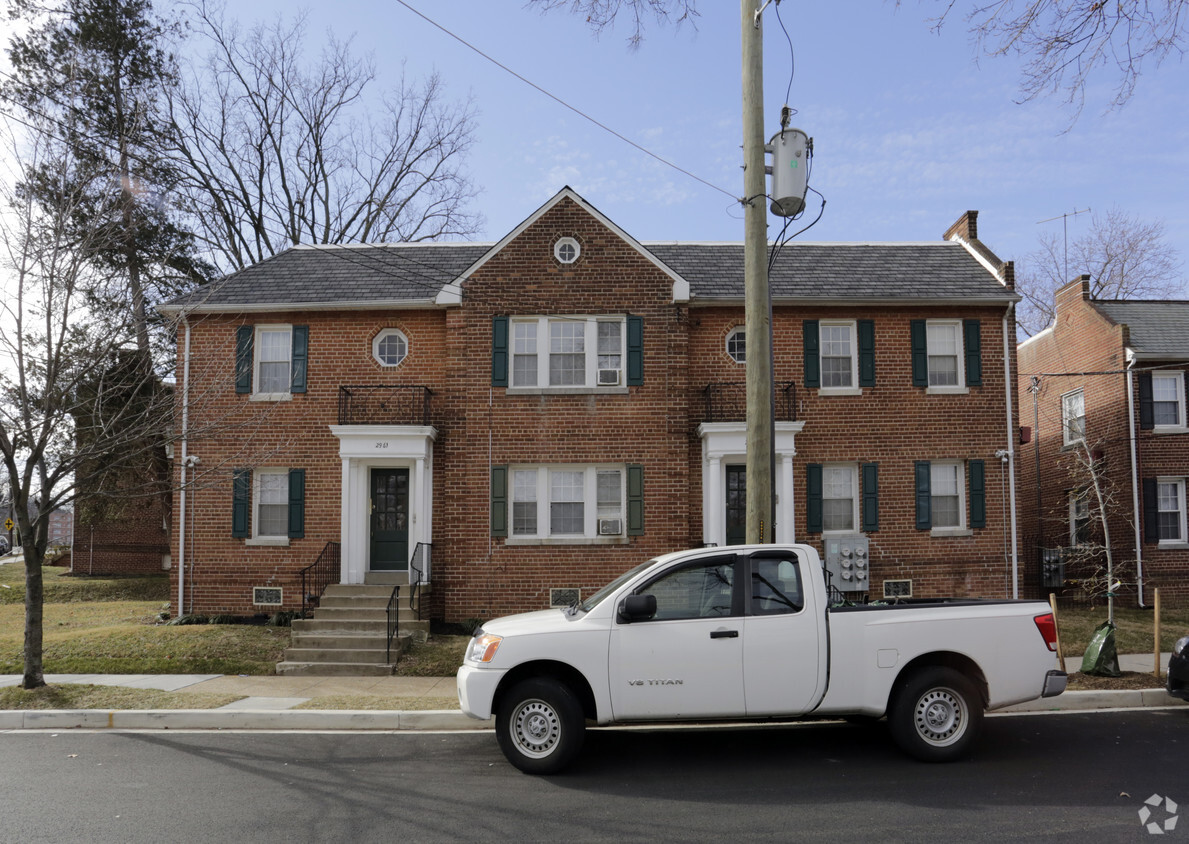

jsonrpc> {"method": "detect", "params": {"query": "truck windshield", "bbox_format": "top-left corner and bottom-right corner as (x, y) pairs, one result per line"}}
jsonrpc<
(573, 558), (658, 614)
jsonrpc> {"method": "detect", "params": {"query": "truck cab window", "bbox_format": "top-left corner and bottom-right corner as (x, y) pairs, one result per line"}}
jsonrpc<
(751, 556), (803, 615)
(638, 559), (736, 620)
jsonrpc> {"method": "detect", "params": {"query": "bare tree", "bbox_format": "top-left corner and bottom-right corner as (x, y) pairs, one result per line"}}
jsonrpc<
(921, 1), (1188, 114)
(168, 2), (482, 273)
(1015, 208), (1184, 336)
(525, 0), (698, 46)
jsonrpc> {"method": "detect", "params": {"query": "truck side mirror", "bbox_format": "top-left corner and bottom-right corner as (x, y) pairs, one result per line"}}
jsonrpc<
(618, 593), (657, 623)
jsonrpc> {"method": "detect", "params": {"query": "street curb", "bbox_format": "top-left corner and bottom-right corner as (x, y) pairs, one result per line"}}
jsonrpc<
(0, 690), (1185, 731)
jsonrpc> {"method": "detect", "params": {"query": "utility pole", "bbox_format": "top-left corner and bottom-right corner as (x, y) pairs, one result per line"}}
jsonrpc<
(742, 0), (774, 543)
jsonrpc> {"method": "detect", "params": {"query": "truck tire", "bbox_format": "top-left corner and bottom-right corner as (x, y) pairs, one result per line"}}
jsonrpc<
(888, 667), (983, 762)
(495, 677), (585, 775)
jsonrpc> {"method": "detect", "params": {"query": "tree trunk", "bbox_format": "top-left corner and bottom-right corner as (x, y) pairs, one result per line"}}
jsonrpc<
(22, 542), (46, 689)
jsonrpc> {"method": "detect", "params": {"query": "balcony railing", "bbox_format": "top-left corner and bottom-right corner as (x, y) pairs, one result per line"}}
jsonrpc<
(702, 381), (797, 423)
(338, 385), (434, 426)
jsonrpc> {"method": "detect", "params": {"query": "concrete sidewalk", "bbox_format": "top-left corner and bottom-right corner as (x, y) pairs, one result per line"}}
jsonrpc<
(0, 652), (1183, 732)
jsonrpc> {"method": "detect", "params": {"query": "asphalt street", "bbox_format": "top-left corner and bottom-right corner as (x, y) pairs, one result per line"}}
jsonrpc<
(2, 709), (1186, 842)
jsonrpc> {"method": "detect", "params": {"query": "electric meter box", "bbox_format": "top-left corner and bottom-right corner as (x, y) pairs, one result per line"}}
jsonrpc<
(823, 534), (870, 594)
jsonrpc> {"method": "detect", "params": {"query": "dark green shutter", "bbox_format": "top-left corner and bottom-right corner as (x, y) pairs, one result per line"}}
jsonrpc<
(491, 465), (508, 537)
(803, 321), (820, 388)
(288, 468), (305, 539)
(290, 326), (308, 393)
(969, 459), (985, 529)
(627, 464), (644, 535)
(861, 463), (879, 532)
(910, 320), (928, 387)
(492, 317), (509, 387)
(1138, 373), (1154, 429)
(235, 326), (253, 394)
(1143, 477), (1158, 543)
(858, 320), (875, 388)
(963, 319), (982, 386)
(626, 316), (644, 385)
(806, 463), (823, 533)
(232, 469), (250, 538)
(915, 461), (932, 530)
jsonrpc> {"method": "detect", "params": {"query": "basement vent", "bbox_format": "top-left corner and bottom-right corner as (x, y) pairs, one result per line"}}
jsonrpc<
(550, 587), (580, 608)
(883, 579), (912, 599)
(253, 586), (283, 606)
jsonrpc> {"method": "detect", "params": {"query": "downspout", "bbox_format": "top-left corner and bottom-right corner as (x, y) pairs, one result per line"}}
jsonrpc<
(1126, 354), (1145, 606)
(1003, 304), (1020, 598)
(177, 315), (192, 614)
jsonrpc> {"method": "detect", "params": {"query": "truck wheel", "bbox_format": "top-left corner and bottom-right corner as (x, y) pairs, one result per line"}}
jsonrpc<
(495, 677), (585, 775)
(889, 667), (983, 762)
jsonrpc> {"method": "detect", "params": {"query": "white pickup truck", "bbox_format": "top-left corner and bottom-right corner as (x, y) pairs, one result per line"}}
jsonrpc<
(457, 544), (1066, 774)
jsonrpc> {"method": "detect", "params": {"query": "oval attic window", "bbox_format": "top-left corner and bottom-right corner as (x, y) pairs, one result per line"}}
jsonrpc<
(554, 237), (580, 264)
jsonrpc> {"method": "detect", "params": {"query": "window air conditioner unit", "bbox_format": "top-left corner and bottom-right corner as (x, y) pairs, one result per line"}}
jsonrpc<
(598, 369), (620, 386)
(598, 518), (622, 535)
(253, 586), (283, 606)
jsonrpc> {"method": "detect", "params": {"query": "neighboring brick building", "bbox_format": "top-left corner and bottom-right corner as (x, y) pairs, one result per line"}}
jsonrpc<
(1018, 277), (1189, 607)
(160, 188), (1024, 621)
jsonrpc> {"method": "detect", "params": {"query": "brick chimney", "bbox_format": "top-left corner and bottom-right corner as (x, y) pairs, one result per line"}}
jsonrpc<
(944, 210), (978, 242)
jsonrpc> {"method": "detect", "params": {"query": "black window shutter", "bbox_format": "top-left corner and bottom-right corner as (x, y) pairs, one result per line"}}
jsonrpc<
(627, 464), (644, 535)
(969, 459), (986, 529)
(627, 316), (644, 385)
(806, 463), (823, 533)
(861, 462), (879, 532)
(491, 465), (508, 537)
(235, 326), (253, 394)
(291, 326), (308, 394)
(910, 320), (928, 387)
(915, 461), (932, 530)
(803, 321), (820, 388)
(1143, 477), (1158, 543)
(232, 469), (251, 538)
(288, 468), (306, 539)
(1138, 373), (1154, 429)
(492, 317), (509, 387)
(858, 320), (875, 388)
(963, 319), (982, 386)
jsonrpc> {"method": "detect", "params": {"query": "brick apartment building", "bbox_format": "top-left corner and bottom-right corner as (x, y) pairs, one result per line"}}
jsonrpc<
(1018, 277), (1189, 607)
(160, 187), (1024, 622)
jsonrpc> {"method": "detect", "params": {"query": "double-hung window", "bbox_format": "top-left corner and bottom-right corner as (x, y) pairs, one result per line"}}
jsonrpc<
(255, 469), (290, 538)
(1152, 372), (1185, 429)
(257, 329), (291, 394)
(930, 462), (964, 529)
(507, 465), (628, 539)
(1069, 492), (1092, 546)
(1158, 479), (1186, 544)
(910, 319), (980, 392)
(235, 324), (308, 398)
(927, 322), (962, 388)
(1062, 389), (1086, 446)
(915, 459), (984, 534)
(231, 467), (305, 544)
(821, 465), (857, 532)
(509, 317), (625, 389)
(820, 322), (856, 390)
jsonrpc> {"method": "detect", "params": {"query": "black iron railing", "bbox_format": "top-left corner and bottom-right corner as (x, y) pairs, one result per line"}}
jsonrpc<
(409, 542), (432, 621)
(386, 584), (401, 664)
(300, 541), (340, 617)
(702, 381), (797, 423)
(338, 385), (434, 426)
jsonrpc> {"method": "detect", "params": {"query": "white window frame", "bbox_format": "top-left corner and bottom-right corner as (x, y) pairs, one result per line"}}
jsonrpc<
(925, 319), (966, 394)
(1069, 491), (1091, 547)
(819, 320), (860, 395)
(726, 327), (746, 364)
(554, 237), (581, 264)
(507, 465), (626, 543)
(253, 324), (292, 401)
(372, 328), (409, 368)
(1062, 388), (1086, 447)
(1157, 477), (1187, 546)
(248, 468), (290, 546)
(821, 464), (859, 534)
(1152, 371), (1186, 432)
(507, 316), (626, 393)
(930, 461), (966, 532)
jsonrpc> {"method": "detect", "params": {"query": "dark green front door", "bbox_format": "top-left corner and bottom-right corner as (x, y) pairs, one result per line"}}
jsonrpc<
(725, 464), (746, 546)
(370, 468), (409, 571)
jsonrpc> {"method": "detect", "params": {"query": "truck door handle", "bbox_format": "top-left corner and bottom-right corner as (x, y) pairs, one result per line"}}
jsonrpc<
(710, 629), (739, 639)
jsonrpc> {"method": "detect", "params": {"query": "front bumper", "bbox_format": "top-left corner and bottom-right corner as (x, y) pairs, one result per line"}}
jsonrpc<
(456, 663), (507, 720)
(1042, 669), (1068, 698)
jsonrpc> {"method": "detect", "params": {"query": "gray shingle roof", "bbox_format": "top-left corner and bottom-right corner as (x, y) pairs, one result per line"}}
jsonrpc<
(162, 238), (1015, 313)
(1092, 300), (1189, 358)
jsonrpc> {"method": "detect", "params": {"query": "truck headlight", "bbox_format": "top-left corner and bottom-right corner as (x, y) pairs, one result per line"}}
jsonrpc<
(1175, 636), (1189, 657)
(467, 631), (502, 664)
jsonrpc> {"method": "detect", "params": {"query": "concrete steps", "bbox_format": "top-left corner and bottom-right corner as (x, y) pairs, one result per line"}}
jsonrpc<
(276, 579), (430, 676)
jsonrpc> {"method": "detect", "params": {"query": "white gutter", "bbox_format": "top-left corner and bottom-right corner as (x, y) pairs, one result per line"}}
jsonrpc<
(177, 316), (192, 614)
(1003, 305), (1020, 598)
(1126, 353), (1145, 606)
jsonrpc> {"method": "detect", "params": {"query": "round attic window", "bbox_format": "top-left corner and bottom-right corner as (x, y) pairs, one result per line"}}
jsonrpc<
(373, 329), (408, 367)
(554, 237), (580, 264)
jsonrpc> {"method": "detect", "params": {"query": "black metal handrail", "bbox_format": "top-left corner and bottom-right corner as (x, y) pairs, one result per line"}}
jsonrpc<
(300, 541), (340, 617)
(386, 584), (401, 664)
(338, 385), (434, 426)
(409, 542), (432, 621)
(702, 381), (797, 423)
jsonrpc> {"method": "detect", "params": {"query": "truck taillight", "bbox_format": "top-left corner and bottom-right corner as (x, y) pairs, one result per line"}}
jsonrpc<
(1033, 612), (1058, 652)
